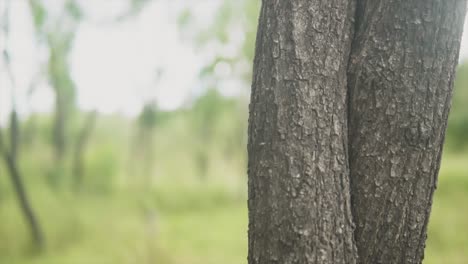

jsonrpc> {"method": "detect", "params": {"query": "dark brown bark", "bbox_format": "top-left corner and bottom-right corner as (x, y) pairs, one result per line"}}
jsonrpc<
(248, 0), (466, 263)
(347, 1), (467, 263)
(248, 1), (358, 263)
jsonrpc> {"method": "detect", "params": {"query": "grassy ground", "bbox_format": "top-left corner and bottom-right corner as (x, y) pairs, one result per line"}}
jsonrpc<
(425, 154), (468, 264)
(0, 155), (466, 264)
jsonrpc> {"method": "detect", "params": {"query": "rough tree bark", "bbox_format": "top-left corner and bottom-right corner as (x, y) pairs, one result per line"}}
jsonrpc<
(248, 0), (467, 263)
(348, 1), (467, 263)
(248, 1), (358, 263)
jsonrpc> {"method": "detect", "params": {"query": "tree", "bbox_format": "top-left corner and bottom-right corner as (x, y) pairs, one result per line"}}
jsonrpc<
(1, 0), (44, 249)
(28, 0), (154, 189)
(0, 131), (44, 249)
(348, 1), (466, 262)
(72, 111), (98, 192)
(247, 1), (467, 263)
(132, 102), (158, 186)
(28, 0), (80, 187)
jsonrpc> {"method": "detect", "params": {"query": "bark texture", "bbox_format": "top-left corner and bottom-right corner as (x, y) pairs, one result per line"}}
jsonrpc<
(248, 0), (467, 263)
(347, 1), (467, 263)
(248, 1), (358, 263)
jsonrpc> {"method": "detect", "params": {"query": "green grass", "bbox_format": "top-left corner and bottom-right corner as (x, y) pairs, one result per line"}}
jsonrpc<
(0, 154), (466, 264)
(425, 154), (468, 264)
(0, 183), (248, 264)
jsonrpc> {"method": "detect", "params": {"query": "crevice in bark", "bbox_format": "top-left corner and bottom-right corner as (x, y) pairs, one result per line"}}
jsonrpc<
(344, 0), (363, 263)
(344, 1), (363, 261)
(346, 1), (366, 262)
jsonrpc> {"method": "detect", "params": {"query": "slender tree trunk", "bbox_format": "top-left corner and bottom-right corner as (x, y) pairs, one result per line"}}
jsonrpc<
(0, 131), (44, 249)
(47, 95), (67, 188)
(9, 109), (19, 160)
(1, 0), (44, 249)
(347, 1), (467, 263)
(72, 111), (97, 192)
(248, 0), (466, 263)
(53, 91), (67, 163)
(248, 1), (358, 263)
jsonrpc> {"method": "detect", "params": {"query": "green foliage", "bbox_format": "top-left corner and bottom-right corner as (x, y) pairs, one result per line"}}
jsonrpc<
(177, 8), (193, 30)
(1, 86), (467, 263)
(180, 0), (260, 87)
(21, 115), (54, 153)
(0, 155), (466, 264)
(139, 103), (158, 129)
(84, 143), (119, 194)
(65, 0), (83, 21)
(28, 0), (81, 176)
(425, 154), (468, 264)
(114, 0), (153, 22)
(29, 0), (47, 31)
(446, 63), (468, 151)
(47, 34), (76, 104)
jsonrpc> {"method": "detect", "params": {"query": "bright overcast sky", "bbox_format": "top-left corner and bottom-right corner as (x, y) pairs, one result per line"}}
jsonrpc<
(1, 1), (468, 123)
(0, 0), (220, 122)
(70, 1), (206, 114)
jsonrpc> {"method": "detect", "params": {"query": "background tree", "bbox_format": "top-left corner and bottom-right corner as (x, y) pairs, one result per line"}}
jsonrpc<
(134, 102), (158, 186)
(1, 0), (44, 249)
(178, 0), (260, 181)
(72, 110), (97, 192)
(28, 0), (80, 187)
(27, 0), (148, 189)
(0, 130), (44, 250)
(191, 89), (225, 180)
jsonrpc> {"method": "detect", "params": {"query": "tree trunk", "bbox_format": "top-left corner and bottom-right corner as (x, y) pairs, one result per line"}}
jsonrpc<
(53, 90), (67, 163)
(248, 0), (466, 263)
(1, 1), (44, 249)
(9, 109), (19, 160)
(72, 111), (97, 192)
(347, 1), (467, 263)
(248, 1), (358, 263)
(47, 94), (68, 188)
(0, 130), (44, 249)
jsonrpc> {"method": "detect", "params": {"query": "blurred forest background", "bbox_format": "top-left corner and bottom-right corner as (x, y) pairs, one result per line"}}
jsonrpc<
(0, 1), (467, 264)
